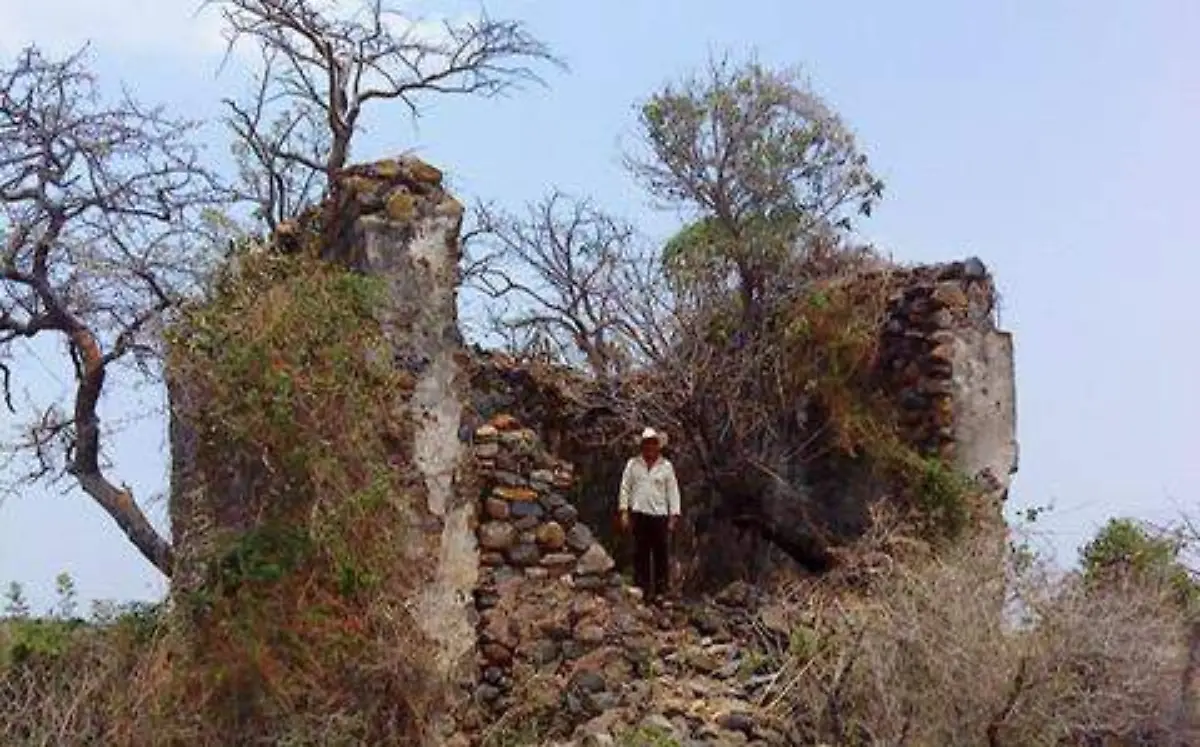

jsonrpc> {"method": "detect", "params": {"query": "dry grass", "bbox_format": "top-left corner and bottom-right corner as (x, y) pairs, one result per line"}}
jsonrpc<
(761, 525), (1195, 746)
(158, 249), (443, 745)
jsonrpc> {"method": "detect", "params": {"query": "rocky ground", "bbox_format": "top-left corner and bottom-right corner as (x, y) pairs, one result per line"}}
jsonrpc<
(469, 579), (812, 747)
(462, 414), (819, 747)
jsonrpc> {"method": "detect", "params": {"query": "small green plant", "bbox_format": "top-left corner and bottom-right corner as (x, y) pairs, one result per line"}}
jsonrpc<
(867, 433), (974, 542)
(615, 724), (681, 747)
(908, 454), (973, 539)
(212, 524), (316, 594)
(53, 572), (79, 620)
(737, 647), (774, 680)
(482, 714), (555, 747)
(3, 582), (30, 619)
(788, 623), (820, 661)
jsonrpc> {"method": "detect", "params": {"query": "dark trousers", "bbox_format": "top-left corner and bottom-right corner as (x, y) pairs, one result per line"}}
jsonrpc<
(632, 512), (670, 601)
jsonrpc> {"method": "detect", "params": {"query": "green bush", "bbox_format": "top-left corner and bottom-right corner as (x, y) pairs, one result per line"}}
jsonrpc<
(1081, 518), (1199, 608)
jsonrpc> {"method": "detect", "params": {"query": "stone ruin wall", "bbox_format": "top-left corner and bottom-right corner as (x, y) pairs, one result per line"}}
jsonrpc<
(875, 258), (1018, 504)
(455, 262), (1019, 739)
(467, 415), (629, 722)
(169, 157), (483, 745)
(168, 156), (1018, 744)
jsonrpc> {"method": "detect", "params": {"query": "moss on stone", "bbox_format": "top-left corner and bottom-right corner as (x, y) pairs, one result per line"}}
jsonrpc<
(385, 190), (417, 221)
(408, 159), (443, 185)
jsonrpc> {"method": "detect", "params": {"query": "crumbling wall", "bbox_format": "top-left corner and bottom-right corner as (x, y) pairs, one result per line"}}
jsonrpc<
(168, 157), (480, 744)
(876, 258), (1018, 503)
(462, 415), (817, 745)
(465, 257), (1019, 585)
(468, 415), (622, 716)
(325, 160), (482, 726)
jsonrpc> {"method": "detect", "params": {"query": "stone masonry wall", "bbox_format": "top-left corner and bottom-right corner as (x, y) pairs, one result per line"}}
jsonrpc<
(170, 157), (481, 745)
(876, 257), (1018, 503)
(462, 414), (819, 746)
(469, 414), (624, 717)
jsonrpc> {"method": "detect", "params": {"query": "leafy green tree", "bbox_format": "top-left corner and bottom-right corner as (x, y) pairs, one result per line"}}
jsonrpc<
(628, 53), (884, 318)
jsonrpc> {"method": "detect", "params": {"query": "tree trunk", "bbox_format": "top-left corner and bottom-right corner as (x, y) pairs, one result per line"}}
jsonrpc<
(69, 327), (173, 576)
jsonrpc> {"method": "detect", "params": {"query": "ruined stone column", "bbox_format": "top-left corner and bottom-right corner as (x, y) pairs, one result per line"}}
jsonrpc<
(167, 157), (479, 744)
(324, 159), (482, 736)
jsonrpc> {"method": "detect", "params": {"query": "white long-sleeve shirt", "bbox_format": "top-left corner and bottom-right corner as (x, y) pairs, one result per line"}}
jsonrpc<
(618, 456), (681, 517)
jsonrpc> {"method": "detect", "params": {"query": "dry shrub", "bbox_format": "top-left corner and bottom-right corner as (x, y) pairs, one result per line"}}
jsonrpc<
(0, 608), (168, 744)
(765, 532), (1192, 746)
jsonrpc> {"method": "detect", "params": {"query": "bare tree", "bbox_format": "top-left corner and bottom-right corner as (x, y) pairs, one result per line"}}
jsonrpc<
(225, 47), (331, 231)
(466, 191), (662, 379)
(215, 0), (561, 226)
(0, 46), (222, 576)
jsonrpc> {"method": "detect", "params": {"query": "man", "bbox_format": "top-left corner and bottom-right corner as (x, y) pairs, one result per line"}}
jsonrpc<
(618, 427), (681, 604)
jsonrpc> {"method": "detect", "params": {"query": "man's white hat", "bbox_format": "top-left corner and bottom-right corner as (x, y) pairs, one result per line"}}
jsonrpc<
(640, 427), (667, 447)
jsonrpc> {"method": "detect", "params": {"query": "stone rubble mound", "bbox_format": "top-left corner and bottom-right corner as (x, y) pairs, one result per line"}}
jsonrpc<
(465, 415), (811, 746)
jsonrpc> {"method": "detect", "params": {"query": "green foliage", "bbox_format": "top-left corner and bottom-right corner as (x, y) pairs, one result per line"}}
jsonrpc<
(1080, 518), (1199, 607)
(737, 647), (775, 680)
(212, 524), (316, 595)
(776, 270), (976, 541)
(1, 617), (84, 667)
(0, 577), (164, 671)
(3, 582), (29, 619)
(482, 714), (556, 747)
(53, 572), (78, 620)
(634, 56), (883, 232)
(89, 600), (164, 644)
(788, 622), (821, 661)
(615, 724), (681, 747)
(869, 434), (974, 542)
(636, 54), (886, 346)
(662, 213), (800, 298)
(167, 250), (409, 526)
(905, 452), (973, 540)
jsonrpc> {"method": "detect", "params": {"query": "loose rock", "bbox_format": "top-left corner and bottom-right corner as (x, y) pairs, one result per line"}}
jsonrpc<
(576, 544), (615, 576)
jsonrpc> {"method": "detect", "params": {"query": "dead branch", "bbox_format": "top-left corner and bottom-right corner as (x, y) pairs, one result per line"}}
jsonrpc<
(215, 0), (560, 226)
(466, 191), (651, 380)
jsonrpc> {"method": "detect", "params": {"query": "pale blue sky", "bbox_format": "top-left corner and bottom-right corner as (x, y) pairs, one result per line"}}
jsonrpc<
(1, 0), (1197, 611)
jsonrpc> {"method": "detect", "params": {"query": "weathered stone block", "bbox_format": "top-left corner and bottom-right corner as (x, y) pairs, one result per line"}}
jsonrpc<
(510, 500), (545, 520)
(484, 498), (510, 520)
(566, 524), (594, 553)
(541, 553), (577, 571)
(507, 543), (540, 567)
(553, 504), (580, 528)
(536, 521), (567, 550)
(493, 486), (539, 502)
(481, 643), (513, 666)
(512, 515), (540, 532)
(576, 544), (615, 576)
(479, 522), (516, 551)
